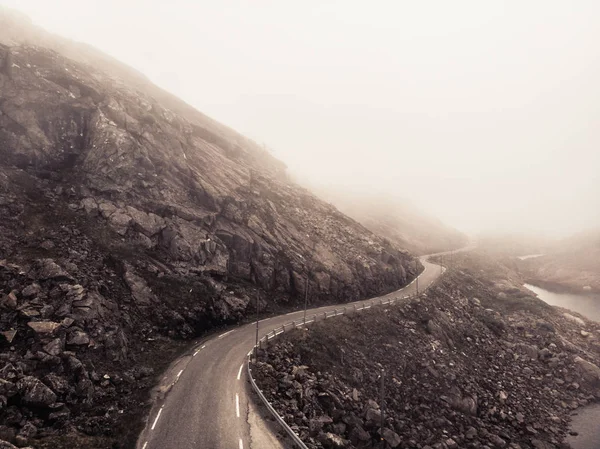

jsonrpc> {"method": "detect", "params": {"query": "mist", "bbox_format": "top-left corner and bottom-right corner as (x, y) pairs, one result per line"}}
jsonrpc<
(2, 0), (599, 237)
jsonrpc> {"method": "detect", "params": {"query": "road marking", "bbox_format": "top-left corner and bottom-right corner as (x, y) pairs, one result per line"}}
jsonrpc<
(142, 443), (148, 449)
(193, 348), (200, 357)
(176, 369), (183, 380)
(218, 330), (235, 339)
(285, 311), (297, 315)
(236, 393), (240, 418)
(151, 407), (163, 430)
(305, 319), (314, 324)
(259, 318), (270, 322)
(239, 438), (244, 449)
(237, 364), (243, 380)
(201, 344), (206, 349)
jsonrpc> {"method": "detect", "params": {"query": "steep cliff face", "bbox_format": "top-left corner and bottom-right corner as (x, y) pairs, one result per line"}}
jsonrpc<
(0, 17), (418, 448)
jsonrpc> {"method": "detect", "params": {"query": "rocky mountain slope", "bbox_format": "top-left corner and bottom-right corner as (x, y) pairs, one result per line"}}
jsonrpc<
(310, 188), (467, 255)
(518, 230), (600, 293)
(0, 9), (419, 449)
(254, 252), (600, 449)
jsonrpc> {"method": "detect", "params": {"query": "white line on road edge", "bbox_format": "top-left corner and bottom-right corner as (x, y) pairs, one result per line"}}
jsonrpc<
(236, 393), (240, 418)
(285, 311), (297, 315)
(176, 369), (183, 380)
(193, 349), (200, 357)
(259, 318), (270, 322)
(201, 344), (206, 349)
(218, 330), (235, 339)
(142, 442), (148, 449)
(239, 438), (244, 449)
(237, 364), (243, 380)
(151, 407), (163, 430)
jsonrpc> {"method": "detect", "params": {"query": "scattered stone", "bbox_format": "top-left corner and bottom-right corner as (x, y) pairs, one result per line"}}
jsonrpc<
(27, 321), (61, 334)
(16, 376), (57, 407)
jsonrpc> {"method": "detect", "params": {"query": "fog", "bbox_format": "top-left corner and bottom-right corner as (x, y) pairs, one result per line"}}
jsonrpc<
(2, 0), (599, 237)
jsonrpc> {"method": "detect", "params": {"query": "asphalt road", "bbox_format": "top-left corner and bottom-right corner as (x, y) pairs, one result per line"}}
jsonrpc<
(137, 254), (449, 449)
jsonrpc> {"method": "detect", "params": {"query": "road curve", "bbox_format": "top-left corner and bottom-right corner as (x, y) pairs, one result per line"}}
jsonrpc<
(137, 254), (448, 449)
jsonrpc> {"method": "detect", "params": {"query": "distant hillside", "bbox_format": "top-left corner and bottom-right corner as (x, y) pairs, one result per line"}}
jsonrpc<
(310, 188), (467, 255)
(519, 229), (600, 292)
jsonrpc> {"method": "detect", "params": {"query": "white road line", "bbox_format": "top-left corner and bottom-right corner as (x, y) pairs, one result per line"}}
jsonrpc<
(201, 344), (206, 349)
(237, 364), (243, 380)
(151, 407), (163, 430)
(193, 349), (200, 357)
(142, 443), (148, 449)
(236, 393), (240, 418)
(285, 311), (297, 315)
(305, 319), (314, 324)
(218, 330), (235, 339)
(239, 438), (244, 449)
(259, 318), (270, 322)
(176, 369), (183, 379)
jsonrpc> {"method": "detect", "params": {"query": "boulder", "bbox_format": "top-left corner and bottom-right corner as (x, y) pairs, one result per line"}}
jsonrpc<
(573, 356), (600, 388)
(43, 338), (63, 356)
(0, 330), (16, 344)
(0, 291), (17, 309)
(16, 376), (57, 407)
(27, 321), (61, 334)
(35, 259), (73, 281)
(67, 331), (89, 346)
(21, 283), (41, 298)
(382, 428), (402, 447)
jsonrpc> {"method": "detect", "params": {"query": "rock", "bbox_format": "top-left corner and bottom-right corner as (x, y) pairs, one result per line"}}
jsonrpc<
(382, 428), (402, 448)
(489, 434), (507, 448)
(573, 356), (600, 387)
(43, 338), (63, 356)
(27, 321), (61, 334)
(44, 374), (70, 395)
(0, 290), (17, 309)
(319, 432), (348, 448)
(466, 427), (478, 439)
(445, 438), (458, 449)
(35, 259), (73, 281)
(67, 330), (89, 346)
(365, 407), (382, 422)
(0, 330), (16, 344)
(563, 313), (585, 326)
(580, 330), (591, 338)
(16, 376), (57, 407)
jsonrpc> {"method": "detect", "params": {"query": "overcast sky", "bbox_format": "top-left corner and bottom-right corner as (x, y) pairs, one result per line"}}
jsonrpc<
(2, 0), (599, 236)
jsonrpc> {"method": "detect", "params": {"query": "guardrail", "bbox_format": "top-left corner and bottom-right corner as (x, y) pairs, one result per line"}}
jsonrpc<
(246, 294), (413, 448)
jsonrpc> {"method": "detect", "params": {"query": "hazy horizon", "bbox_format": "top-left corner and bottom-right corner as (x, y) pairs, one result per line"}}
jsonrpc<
(2, 0), (599, 238)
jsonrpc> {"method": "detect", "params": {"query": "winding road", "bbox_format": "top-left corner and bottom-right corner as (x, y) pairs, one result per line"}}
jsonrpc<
(136, 252), (452, 449)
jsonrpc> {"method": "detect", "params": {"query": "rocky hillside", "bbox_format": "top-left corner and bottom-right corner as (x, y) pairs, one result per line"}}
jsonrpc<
(518, 230), (600, 293)
(254, 252), (600, 449)
(0, 10), (419, 449)
(310, 188), (467, 255)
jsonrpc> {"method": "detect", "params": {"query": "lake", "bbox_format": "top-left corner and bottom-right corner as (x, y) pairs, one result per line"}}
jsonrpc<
(523, 283), (600, 449)
(523, 283), (600, 322)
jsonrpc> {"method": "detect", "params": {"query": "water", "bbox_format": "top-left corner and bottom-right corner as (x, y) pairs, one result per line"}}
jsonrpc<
(524, 283), (600, 448)
(523, 283), (600, 322)
(517, 254), (544, 260)
(567, 404), (600, 449)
